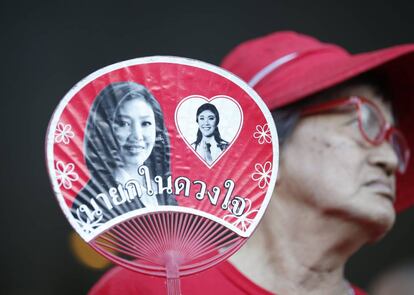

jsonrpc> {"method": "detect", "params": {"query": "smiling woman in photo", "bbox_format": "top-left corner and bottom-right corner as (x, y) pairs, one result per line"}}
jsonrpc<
(72, 81), (176, 223)
(192, 103), (229, 165)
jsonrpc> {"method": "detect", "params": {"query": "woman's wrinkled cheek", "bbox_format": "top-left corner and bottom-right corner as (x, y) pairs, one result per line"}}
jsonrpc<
(308, 132), (363, 201)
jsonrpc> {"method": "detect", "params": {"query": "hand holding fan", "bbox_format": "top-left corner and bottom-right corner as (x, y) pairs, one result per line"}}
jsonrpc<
(46, 57), (278, 294)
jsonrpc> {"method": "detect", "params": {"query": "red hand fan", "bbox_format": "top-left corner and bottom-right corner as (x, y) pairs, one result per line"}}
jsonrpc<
(46, 57), (278, 294)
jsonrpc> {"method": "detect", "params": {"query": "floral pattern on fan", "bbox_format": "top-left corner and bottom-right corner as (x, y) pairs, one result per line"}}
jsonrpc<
(251, 161), (272, 189)
(55, 161), (79, 189)
(253, 123), (272, 144)
(224, 198), (259, 232)
(55, 122), (75, 144)
(75, 212), (104, 234)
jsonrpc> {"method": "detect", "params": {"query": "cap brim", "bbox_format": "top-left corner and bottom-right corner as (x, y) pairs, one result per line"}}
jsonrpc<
(266, 44), (414, 212)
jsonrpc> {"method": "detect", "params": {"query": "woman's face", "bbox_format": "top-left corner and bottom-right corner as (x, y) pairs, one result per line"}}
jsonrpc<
(277, 84), (398, 239)
(112, 97), (156, 168)
(197, 109), (217, 137)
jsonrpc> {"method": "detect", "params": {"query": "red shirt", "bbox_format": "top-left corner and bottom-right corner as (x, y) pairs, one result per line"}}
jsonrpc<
(89, 261), (367, 295)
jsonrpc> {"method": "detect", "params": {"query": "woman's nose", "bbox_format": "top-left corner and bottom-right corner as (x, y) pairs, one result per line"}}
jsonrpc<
(368, 142), (399, 176)
(129, 123), (144, 141)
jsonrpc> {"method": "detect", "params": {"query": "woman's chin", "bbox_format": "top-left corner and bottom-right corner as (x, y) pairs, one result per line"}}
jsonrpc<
(357, 202), (396, 242)
(124, 155), (149, 167)
(325, 198), (396, 242)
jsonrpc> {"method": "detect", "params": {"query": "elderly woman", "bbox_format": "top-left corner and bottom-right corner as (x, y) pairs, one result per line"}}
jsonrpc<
(88, 32), (414, 295)
(72, 81), (176, 224)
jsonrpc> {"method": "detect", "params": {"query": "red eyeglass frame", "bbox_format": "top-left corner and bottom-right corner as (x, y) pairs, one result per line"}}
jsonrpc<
(301, 96), (410, 173)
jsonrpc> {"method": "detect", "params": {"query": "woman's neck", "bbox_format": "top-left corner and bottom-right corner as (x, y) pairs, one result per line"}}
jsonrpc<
(114, 166), (143, 184)
(229, 195), (368, 295)
(202, 135), (215, 144)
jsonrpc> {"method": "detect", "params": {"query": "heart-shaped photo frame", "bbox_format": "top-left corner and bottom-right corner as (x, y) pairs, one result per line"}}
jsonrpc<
(175, 95), (243, 168)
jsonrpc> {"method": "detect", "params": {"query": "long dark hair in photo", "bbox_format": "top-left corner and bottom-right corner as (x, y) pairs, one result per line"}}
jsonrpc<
(72, 81), (176, 223)
(194, 103), (228, 150)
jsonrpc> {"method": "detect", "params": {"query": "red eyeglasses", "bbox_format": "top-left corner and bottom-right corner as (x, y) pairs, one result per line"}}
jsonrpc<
(301, 96), (410, 174)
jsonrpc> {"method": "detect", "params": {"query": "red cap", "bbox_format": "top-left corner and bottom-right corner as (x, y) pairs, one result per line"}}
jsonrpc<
(221, 31), (414, 212)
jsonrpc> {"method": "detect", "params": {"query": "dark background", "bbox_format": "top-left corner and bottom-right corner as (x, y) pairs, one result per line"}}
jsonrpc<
(1, 0), (413, 294)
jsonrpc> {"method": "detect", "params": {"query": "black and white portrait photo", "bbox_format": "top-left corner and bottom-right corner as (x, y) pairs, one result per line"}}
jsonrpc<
(72, 81), (177, 224)
(175, 95), (243, 167)
(192, 103), (229, 164)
